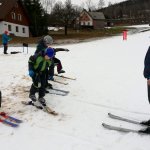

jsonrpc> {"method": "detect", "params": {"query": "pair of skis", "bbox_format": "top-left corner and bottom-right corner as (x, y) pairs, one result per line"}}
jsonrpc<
(25, 88), (69, 96)
(54, 74), (76, 80)
(102, 113), (150, 134)
(52, 74), (76, 85)
(0, 112), (22, 127)
(49, 88), (69, 96)
(22, 101), (58, 116)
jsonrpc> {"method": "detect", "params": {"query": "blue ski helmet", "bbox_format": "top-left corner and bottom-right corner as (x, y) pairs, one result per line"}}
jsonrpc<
(45, 47), (54, 58)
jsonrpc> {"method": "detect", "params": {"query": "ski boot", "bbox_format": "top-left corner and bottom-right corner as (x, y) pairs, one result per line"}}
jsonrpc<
(45, 89), (50, 93)
(38, 97), (46, 107)
(58, 69), (65, 74)
(141, 119), (150, 126)
(139, 127), (150, 134)
(47, 83), (53, 89)
(29, 95), (37, 102)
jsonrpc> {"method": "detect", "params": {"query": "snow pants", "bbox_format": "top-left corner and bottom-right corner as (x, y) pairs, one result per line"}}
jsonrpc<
(29, 72), (46, 98)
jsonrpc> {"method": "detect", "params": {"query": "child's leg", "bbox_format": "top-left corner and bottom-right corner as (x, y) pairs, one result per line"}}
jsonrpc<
(54, 57), (62, 72)
(39, 73), (46, 99)
(29, 74), (39, 101)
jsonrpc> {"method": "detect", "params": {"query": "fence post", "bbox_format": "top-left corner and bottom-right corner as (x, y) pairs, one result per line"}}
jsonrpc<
(23, 43), (28, 54)
(123, 30), (127, 40)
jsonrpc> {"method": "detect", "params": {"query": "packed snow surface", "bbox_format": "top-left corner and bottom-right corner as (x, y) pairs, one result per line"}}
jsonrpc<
(0, 24), (150, 150)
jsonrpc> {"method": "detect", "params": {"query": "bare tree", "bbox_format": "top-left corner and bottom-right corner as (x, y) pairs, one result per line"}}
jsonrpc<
(98, 0), (105, 9)
(108, 1), (112, 7)
(50, 0), (78, 35)
(41, 0), (56, 14)
(85, 0), (95, 11)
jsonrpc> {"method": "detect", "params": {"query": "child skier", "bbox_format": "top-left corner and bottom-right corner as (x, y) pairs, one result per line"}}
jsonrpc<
(28, 47), (54, 106)
(35, 35), (69, 85)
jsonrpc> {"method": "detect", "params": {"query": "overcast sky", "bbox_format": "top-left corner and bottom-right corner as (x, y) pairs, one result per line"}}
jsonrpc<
(62, 0), (127, 7)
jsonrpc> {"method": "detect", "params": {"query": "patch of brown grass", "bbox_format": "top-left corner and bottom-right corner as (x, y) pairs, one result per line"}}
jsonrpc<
(0, 27), (126, 45)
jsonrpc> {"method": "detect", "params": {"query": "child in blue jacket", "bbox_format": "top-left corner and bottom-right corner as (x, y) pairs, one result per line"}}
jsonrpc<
(2, 31), (12, 54)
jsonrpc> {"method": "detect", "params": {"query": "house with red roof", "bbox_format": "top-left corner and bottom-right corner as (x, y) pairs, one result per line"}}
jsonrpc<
(0, 0), (30, 37)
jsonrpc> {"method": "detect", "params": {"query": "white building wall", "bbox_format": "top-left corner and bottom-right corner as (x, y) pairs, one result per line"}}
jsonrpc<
(0, 21), (29, 37)
(80, 12), (93, 26)
(0, 22), (6, 34)
(81, 21), (93, 26)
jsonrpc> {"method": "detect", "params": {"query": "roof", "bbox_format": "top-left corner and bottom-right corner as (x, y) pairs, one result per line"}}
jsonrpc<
(0, 0), (18, 19)
(88, 12), (105, 20)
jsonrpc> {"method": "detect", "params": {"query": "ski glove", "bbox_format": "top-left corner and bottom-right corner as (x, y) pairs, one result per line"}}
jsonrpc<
(29, 70), (35, 77)
(65, 49), (69, 52)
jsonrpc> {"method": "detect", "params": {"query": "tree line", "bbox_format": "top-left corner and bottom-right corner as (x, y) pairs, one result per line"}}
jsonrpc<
(101, 0), (150, 24)
(21, 0), (150, 37)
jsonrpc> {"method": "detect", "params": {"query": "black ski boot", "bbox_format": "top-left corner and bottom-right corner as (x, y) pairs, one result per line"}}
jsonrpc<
(45, 89), (50, 93)
(38, 97), (46, 106)
(46, 83), (53, 89)
(29, 95), (37, 102)
(139, 127), (150, 134)
(58, 69), (65, 74)
(141, 120), (150, 126)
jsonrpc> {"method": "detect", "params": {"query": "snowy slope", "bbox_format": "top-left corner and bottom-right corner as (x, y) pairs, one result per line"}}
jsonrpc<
(0, 25), (150, 150)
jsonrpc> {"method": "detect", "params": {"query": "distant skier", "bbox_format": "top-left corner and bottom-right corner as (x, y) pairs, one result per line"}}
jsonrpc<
(28, 47), (54, 106)
(2, 31), (12, 54)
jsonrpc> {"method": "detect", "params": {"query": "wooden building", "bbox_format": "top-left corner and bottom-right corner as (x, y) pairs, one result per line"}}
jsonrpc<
(76, 10), (106, 29)
(0, 0), (30, 37)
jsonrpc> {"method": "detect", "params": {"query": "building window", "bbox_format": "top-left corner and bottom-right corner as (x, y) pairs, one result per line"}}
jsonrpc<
(11, 12), (16, 20)
(18, 14), (22, 21)
(16, 26), (19, 32)
(22, 27), (25, 33)
(8, 25), (11, 31)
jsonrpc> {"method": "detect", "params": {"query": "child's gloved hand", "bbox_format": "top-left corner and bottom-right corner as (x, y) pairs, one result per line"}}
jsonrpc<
(65, 49), (69, 52)
(29, 70), (35, 77)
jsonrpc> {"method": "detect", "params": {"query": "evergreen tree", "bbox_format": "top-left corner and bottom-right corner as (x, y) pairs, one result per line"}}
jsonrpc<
(22, 0), (48, 36)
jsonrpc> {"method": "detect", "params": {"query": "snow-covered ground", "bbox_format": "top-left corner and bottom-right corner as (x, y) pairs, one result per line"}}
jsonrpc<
(0, 24), (150, 150)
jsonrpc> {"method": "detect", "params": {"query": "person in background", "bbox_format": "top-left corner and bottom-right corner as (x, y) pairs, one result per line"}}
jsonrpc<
(144, 46), (150, 103)
(2, 31), (12, 54)
(142, 46), (150, 125)
(28, 47), (54, 106)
